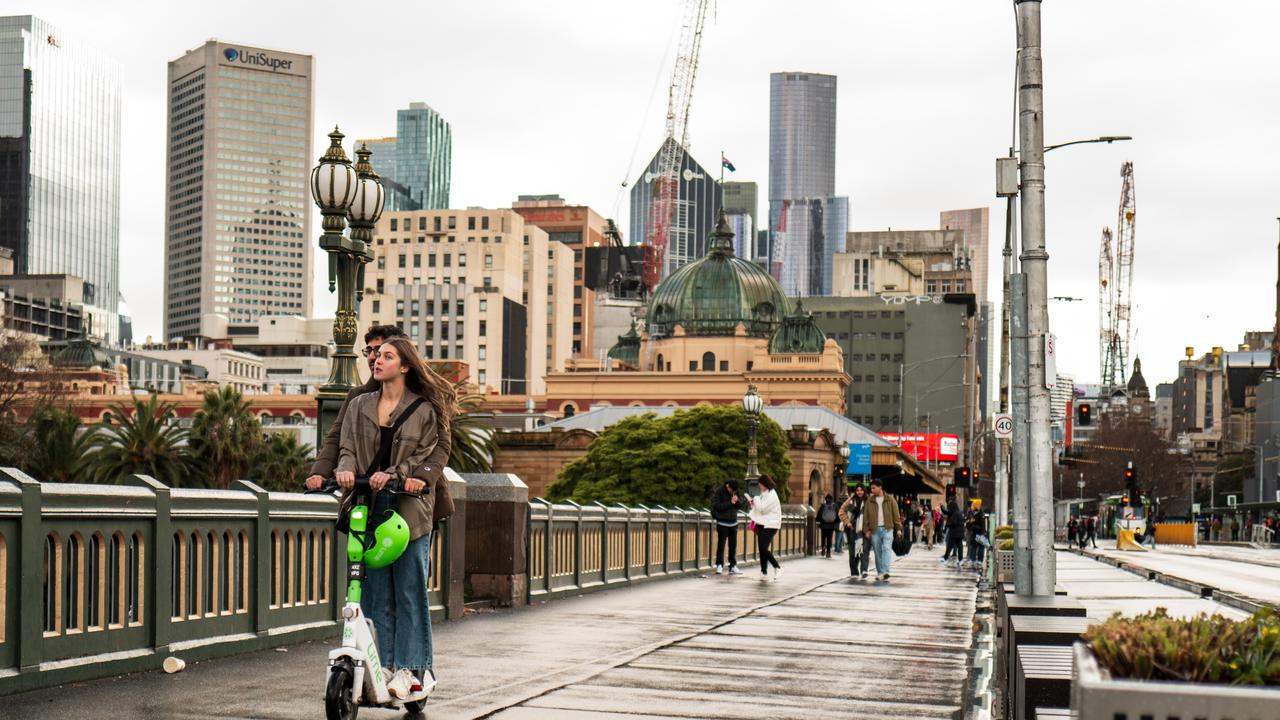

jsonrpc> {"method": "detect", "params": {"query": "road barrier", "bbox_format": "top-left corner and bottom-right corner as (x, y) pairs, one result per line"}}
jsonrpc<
(1154, 522), (1197, 547)
(527, 500), (813, 600)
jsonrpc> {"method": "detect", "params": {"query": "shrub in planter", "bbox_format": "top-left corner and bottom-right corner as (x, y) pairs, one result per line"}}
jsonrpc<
(995, 524), (1014, 539)
(1083, 608), (1280, 686)
(997, 538), (1014, 551)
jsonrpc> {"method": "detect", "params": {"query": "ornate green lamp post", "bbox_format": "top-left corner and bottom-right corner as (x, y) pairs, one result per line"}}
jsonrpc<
(742, 384), (763, 495)
(311, 127), (383, 439)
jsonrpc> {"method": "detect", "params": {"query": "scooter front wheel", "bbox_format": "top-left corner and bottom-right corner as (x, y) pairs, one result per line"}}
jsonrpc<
(325, 662), (359, 720)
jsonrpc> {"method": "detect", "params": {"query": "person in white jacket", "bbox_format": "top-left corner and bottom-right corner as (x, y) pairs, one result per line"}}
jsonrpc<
(748, 474), (784, 581)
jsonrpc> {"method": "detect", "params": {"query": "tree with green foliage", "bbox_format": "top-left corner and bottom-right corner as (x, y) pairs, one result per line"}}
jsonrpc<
(188, 386), (262, 489)
(1198, 452), (1252, 509)
(547, 405), (791, 507)
(250, 433), (314, 492)
(87, 394), (190, 486)
(25, 404), (98, 483)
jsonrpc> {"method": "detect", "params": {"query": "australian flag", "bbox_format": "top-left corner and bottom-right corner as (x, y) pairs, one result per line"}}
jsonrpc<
(721, 154), (736, 173)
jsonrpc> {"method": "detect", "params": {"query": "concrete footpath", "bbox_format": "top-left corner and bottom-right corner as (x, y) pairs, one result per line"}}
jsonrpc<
(6, 547), (977, 720)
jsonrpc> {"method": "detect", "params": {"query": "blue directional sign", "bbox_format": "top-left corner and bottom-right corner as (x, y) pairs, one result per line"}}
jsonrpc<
(849, 443), (872, 476)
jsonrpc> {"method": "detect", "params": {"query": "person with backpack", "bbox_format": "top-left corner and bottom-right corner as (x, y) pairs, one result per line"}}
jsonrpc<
(968, 502), (989, 571)
(862, 479), (902, 582)
(1066, 515), (1079, 549)
(818, 494), (840, 558)
(710, 480), (743, 575)
(839, 484), (870, 578)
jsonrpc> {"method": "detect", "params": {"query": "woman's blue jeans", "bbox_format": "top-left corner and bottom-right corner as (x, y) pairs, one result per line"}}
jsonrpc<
(362, 492), (434, 673)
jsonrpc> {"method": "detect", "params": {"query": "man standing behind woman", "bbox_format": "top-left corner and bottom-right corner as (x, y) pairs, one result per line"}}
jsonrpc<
(748, 475), (783, 581)
(839, 484), (870, 579)
(862, 479), (903, 581)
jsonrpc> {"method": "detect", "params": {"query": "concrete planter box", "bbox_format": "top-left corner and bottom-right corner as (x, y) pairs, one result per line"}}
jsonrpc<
(996, 549), (1015, 583)
(1072, 642), (1280, 718)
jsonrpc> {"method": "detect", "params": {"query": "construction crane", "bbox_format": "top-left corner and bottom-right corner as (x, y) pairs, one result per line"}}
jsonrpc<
(641, 0), (710, 291)
(1099, 161), (1137, 392)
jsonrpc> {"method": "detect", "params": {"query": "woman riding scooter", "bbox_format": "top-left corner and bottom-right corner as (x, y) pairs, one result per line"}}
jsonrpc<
(335, 337), (456, 702)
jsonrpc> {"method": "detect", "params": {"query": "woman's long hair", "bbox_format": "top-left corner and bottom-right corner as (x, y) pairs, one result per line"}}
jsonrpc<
(382, 337), (457, 435)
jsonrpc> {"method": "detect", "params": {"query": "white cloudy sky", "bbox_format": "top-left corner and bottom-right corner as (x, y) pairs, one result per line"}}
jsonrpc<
(23, 0), (1280, 388)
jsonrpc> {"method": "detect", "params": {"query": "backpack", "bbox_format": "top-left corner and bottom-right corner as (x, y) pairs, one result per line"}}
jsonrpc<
(821, 504), (838, 524)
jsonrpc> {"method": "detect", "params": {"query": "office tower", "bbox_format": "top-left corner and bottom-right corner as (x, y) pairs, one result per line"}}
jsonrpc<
(358, 208), (574, 395)
(629, 138), (722, 280)
(163, 40), (313, 340)
(722, 181), (759, 256)
(513, 195), (608, 357)
(0, 16), (122, 343)
(940, 208), (991, 303)
(768, 72), (846, 296)
(357, 103), (451, 213)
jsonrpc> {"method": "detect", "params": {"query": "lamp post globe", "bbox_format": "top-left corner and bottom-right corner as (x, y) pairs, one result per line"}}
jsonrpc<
(837, 443), (851, 494)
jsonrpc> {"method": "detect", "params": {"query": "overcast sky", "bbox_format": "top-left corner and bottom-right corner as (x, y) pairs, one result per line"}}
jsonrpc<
(23, 0), (1280, 389)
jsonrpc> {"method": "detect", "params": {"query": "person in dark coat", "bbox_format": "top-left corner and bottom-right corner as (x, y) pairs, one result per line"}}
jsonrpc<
(944, 501), (966, 568)
(817, 493), (840, 558)
(710, 480), (743, 575)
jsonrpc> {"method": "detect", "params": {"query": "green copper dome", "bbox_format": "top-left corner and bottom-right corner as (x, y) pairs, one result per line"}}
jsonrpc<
(607, 320), (641, 368)
(646, 212), (790, 339)
(768, 300), (827, 354)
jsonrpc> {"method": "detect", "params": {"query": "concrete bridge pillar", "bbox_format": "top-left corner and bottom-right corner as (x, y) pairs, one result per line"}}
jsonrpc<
(461, 473), (529, 607)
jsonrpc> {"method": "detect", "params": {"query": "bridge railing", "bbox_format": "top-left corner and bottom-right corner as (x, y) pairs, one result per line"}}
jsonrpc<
(527, 500), (813, 600)
(0, 468), (466, 696)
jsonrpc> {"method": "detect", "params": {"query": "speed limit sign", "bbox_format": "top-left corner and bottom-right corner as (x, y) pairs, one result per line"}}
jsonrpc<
(994, 414), (1014, 439)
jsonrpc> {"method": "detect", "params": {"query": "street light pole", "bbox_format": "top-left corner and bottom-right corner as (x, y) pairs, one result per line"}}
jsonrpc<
(311, 127), (380, 441)
(742, 385), (764, 496)
(1017, 0), (1056, 597)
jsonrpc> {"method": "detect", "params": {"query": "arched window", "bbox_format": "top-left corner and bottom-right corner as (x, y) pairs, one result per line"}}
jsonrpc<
(702, 352), (716, 372)
(563, 404), (576, 418)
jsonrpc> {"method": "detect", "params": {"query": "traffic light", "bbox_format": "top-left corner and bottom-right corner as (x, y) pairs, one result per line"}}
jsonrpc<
(1123, 465), (1137, 506)
(1077, 403), (1093, 426)
(954, 466), (972, 488)
(945, 484), (957, 501)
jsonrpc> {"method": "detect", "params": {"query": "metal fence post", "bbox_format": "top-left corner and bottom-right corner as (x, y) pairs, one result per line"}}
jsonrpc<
(126, 474), (171, 656)
(622, 504), (633, 582)
(233, 480), (271, 636)
(593, 502), (608, 585)
(2, 468), (43, 672)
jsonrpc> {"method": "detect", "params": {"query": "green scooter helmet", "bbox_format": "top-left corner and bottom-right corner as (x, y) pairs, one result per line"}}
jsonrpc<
(363, 509), (411, 568)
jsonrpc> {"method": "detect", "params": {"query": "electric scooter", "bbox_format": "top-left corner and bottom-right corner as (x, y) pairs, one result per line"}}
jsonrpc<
(309, 476), (432, 720)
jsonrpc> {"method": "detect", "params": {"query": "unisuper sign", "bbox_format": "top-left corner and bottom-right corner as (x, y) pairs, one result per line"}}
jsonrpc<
(222, 47), (294, 72)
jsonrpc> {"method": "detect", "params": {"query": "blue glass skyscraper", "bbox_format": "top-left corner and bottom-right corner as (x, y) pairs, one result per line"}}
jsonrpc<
(362, 103), (451, 212)
(0, 15), (122, 343)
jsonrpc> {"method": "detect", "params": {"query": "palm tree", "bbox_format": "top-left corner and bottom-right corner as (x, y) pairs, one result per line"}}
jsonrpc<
(250, 433), (313, 492)
(188, 386), (262, 489)
(448, 383), (497, 473)
(26, 404), (98, 483)
(87, 394), (190, 486)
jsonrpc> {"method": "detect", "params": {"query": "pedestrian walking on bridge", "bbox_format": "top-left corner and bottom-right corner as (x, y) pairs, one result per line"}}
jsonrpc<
(1084, 515), (1097, 548)
(748, 475), (783, 581)
(922, 502), (935, 550)
(818, 494), (839, 558)
(943, 501), (965, 568)
(711, 480), (743, 575)
(839, 484), (870, 578)
(862, 479), (902, 581)
(1066, 516), (1079, 549)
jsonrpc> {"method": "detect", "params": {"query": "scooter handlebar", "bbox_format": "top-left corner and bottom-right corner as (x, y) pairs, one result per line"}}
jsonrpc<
(305, 475), (405, 494)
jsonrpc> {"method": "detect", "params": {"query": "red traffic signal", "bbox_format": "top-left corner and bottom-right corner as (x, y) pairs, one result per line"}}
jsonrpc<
(1077, 403), (1093, 426)
(954, 466), (972, 488)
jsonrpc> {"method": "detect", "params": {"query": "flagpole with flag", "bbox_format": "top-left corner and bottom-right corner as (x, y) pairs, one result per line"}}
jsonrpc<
(720, 151), (735, 184)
